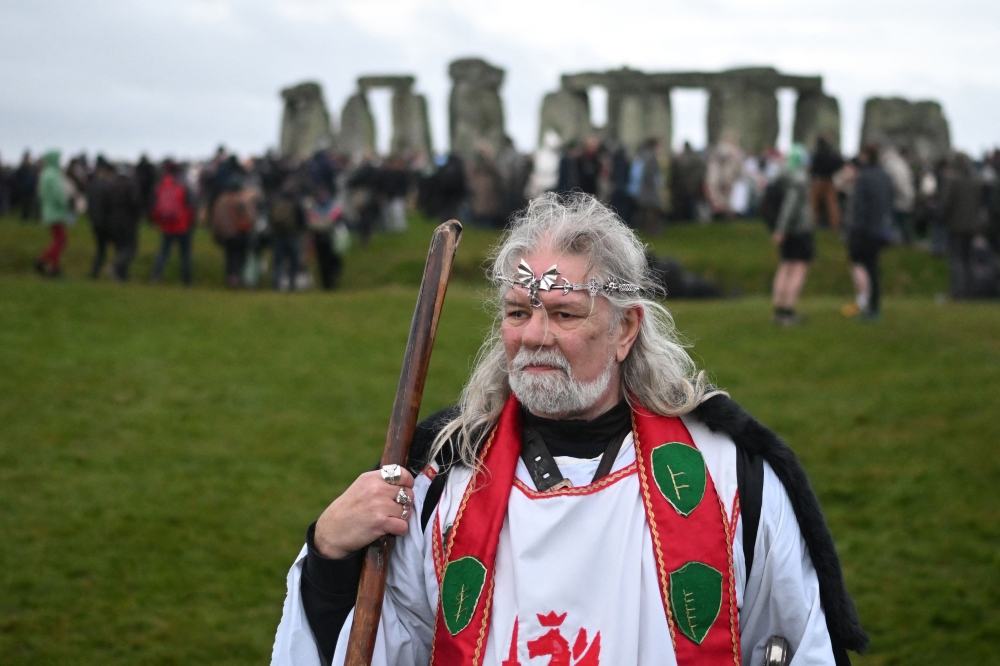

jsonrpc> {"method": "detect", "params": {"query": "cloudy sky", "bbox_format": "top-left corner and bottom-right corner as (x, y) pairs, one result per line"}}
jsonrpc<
(1, 0), (997, 161)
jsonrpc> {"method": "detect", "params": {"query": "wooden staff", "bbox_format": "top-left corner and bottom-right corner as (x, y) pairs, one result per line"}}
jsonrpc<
(344, 220), (463, 666)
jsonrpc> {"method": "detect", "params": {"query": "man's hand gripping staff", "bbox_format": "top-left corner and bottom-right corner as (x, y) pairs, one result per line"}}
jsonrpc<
(339, 221), (462, 666)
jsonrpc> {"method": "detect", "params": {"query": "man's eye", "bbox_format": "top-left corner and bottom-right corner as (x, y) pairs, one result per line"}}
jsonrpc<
(506, 310), (528, 319)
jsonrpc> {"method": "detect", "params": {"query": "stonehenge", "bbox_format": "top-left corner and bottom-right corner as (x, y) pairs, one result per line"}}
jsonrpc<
(546, 67), (836, 155)
(278, 60), (955, 163)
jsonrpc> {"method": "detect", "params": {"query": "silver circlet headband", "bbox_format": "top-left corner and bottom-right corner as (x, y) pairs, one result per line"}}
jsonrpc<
(499, 259), (640, 307)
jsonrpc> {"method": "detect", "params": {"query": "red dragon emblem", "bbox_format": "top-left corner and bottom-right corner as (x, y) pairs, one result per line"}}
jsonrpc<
(502, 611), (601, 666)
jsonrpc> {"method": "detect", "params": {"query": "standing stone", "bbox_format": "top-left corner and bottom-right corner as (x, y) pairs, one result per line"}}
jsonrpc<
(279, 82), (336, 160)
(538, 89), (592, 147)
(357, 76), (434, 158)
(793, 92), (841, 152)
(616, 93), (672, 152)
(860, 97), (950, 162)
(449, 58), (506, 159)
(391, 89), (433, 158)
(707, 68), (779, 155)
(616, 94), (647, 152)
(340, 92), (376, 161)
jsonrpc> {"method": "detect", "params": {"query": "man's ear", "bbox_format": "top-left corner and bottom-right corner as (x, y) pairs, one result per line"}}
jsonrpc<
(615, 305), (643, 363)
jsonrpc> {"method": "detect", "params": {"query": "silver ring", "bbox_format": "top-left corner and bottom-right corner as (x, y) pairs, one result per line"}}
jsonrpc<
(401, 506), (411, 521)
(380, 464), (402, 485)
(395, 488), (410, 506)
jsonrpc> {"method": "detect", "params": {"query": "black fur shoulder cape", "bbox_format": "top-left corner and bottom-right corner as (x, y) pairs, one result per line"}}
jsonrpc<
(408, 394), (869, 660)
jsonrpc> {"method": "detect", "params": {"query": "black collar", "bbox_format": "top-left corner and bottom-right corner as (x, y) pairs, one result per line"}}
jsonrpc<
(523, 400), (631, 459)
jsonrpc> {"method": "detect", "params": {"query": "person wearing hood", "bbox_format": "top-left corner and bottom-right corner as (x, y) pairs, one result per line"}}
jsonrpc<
(770, 143), (815, 326)
(35, 150), (71, 277)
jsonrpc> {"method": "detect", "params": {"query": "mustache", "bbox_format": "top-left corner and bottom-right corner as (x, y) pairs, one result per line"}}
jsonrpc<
(511, 347), (572, 374)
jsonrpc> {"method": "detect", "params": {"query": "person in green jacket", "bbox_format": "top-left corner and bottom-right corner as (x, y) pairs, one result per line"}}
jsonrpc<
(770, 143), (815, 326)
(35, 150), (71, 276)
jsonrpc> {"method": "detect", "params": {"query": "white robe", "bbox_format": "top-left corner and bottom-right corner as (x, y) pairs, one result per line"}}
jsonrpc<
(272, 416), (836, 666)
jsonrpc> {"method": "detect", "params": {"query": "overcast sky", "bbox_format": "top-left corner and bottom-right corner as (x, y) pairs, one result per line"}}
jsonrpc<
(1, 0), (997, 161)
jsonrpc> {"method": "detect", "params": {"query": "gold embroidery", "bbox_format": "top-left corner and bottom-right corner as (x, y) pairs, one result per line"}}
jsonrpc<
(683, 589), (699, 634)
(632, 414), (677, 649)
(667, 464), (690, 500)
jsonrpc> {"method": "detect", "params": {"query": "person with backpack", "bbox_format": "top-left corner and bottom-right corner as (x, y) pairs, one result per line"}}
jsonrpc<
(268, 174), (306, 292)
(210, 173), (255, 289)
(151, 160), (196, 286)
(271, 193), (868, 666)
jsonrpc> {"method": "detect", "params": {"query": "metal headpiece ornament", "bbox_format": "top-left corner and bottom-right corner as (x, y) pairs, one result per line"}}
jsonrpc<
(500, 258), (640, 307)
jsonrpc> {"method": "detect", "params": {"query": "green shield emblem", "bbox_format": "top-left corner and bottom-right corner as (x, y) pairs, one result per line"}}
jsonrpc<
(651, 442), (706, 517)
(669, 561), (723, 645)
(440, 556), (487, 635)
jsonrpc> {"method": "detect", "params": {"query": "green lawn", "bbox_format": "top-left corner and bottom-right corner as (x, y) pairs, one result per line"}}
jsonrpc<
(0, 215), (996, 664)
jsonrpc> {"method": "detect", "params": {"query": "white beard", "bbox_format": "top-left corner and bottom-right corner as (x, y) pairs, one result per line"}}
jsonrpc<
(508, 347), (615, 417)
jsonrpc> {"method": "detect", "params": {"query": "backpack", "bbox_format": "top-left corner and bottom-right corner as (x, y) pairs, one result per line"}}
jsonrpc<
(152, 176), (187, 227)
(269, 195), (300, 235)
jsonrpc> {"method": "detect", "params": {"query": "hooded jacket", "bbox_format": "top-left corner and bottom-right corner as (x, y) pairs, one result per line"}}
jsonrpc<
(38, 150), (70, 226)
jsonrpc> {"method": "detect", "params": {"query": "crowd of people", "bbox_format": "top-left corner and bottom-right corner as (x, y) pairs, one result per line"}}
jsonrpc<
(763, 139), (1000, 324)
(1, 135), (998, 307)
(518, 131), (1000, 321)
(0, 147), (417, 289)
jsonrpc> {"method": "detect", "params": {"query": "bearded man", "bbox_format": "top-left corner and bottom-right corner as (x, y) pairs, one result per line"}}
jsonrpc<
(271, 194), (868, 666)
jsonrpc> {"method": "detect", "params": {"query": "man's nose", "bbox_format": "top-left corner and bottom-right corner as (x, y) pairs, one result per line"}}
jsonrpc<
(521, 308), (554, 347)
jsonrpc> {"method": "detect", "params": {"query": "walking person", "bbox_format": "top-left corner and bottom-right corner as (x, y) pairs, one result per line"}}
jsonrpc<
(34, 150), (71, 277)
(844, 144), (894, 321)
(770, 144), (815, 326)
(150, 160), (196, 286)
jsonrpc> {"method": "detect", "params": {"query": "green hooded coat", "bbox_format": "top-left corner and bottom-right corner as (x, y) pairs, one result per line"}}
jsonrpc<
(38, 150), (70, 226)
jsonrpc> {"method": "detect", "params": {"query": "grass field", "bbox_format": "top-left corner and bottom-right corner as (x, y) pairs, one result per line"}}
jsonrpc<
(1, 215), (996, 665)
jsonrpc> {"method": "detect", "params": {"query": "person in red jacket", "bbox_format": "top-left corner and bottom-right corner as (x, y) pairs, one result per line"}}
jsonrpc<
(150, 160), (195, 286)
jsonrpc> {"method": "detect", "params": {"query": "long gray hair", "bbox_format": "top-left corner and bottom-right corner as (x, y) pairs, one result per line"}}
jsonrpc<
(429, 192), (719, 469)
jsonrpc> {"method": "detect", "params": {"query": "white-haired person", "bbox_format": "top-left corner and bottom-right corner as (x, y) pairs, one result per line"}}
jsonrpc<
(272, 193), (868, 666)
